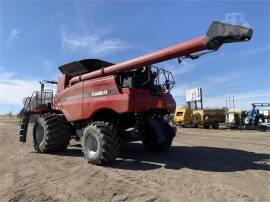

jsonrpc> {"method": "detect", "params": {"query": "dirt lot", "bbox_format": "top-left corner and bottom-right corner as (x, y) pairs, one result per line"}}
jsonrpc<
(0, 121), (269, 202)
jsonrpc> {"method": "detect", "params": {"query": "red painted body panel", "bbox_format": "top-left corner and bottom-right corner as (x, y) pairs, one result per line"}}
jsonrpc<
(81, 76), (134, 120)
(54, 82), (83, 121)
(57, 75), (70, 92)
(129, 89), (175, 113)
(54, 76), (176, 122)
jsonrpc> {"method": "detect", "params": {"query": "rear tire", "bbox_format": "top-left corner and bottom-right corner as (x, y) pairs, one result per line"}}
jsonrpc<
(203, 125), (210, 129)
(81, 122), (120, 165)
(33, 113), (72, 153)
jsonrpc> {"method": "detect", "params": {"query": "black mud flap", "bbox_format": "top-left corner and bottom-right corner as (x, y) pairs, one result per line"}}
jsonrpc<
(149, 119), (176, 143)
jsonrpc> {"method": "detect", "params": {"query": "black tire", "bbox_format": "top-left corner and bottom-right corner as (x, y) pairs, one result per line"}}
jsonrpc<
(203, 125), (210, 129)
(143, 123), (173, 152)
(258, 125), (268, 131)
(212, 123), (219, 129)
(81, 121), (120, 165)
(33, 113), (72, 153)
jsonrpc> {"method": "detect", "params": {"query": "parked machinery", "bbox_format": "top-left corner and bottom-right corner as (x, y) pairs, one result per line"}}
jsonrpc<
(174, 108), (193, 127)
(19, 22), (252, 165)
(174, 108), (225, 129)
(226, 108), (245, 128)
(193, 109), (225, 129)
(226, 103), (270, 131)
(241, 103), (270, 131)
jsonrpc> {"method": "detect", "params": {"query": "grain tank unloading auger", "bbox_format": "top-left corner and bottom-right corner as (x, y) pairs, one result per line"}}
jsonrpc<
(19, 21), (253, 165)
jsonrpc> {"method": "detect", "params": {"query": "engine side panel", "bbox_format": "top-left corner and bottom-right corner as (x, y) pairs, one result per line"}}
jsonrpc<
(54, 76), (176, 122)
(129, 88), (176, 113)
(82, 76), (134, 120)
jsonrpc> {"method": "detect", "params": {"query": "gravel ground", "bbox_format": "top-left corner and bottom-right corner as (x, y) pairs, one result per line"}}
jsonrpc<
(0, 121), (269, 202)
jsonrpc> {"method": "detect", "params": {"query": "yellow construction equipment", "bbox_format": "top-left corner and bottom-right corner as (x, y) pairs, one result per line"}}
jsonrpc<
(174, 108), (225, 129)
(174, 108), (193, 127)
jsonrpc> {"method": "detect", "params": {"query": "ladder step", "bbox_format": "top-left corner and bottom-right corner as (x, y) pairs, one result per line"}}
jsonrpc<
(19, 114), (30, 143)
(20, 135), (26, 143)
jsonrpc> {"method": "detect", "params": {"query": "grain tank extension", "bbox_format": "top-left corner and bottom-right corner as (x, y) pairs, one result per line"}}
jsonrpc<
(19, 22), (252, 165)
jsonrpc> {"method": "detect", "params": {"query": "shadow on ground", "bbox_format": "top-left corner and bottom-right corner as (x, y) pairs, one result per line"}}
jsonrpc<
(111, 142), (270, 172)
(49, 142), (269, 172)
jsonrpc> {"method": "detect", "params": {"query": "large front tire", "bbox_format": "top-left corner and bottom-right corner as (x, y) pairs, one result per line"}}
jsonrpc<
(33, 113), (72, 153)
(81, 122), (120, 165)
(143, 122), (174, 152)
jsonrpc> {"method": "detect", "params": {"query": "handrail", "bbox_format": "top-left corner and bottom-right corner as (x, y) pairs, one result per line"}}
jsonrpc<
(19, 91), (37, 124)
(19, 90), (54, 124)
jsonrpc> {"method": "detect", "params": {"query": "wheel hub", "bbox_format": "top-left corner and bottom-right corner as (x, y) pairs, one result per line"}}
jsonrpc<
(86, 135), (98, 155)
(36, 124), (44, 144)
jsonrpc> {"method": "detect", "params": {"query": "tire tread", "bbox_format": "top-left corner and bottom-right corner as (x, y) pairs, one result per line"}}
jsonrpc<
(33, 113), (72, 153)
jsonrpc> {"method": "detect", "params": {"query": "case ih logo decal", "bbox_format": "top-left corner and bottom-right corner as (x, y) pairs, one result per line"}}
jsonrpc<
(85, 88), (118, 98)
(91, 90), (108, 97)
(62, 88), (118, 101)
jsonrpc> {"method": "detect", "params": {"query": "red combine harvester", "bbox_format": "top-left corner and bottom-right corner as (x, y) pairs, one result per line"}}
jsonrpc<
(20, 22), (252, 165)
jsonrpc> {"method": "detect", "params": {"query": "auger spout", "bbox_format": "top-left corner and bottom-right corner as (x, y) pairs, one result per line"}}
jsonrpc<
(69, 21), (253, 85)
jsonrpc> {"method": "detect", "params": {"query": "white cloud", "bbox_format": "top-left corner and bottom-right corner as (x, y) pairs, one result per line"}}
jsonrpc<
(204, 89), (270, 110)
(171, 72), (241, 99)
(173, 84), (270, 110)
(0, 68), (55, 105)
(61, 28), (131, 57)
(8, 28), (20, 42)
(170, 71), (265, 109)
(0, 69), (39, 105)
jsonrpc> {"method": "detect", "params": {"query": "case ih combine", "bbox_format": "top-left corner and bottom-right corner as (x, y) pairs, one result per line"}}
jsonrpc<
(19, 22), (252, 165)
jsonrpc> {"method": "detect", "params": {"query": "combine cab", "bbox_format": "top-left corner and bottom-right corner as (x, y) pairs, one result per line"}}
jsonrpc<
(19, 22), (253, 165)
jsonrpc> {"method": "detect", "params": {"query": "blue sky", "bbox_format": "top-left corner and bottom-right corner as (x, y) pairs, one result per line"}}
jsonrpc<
(0, 1), (269, 114)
